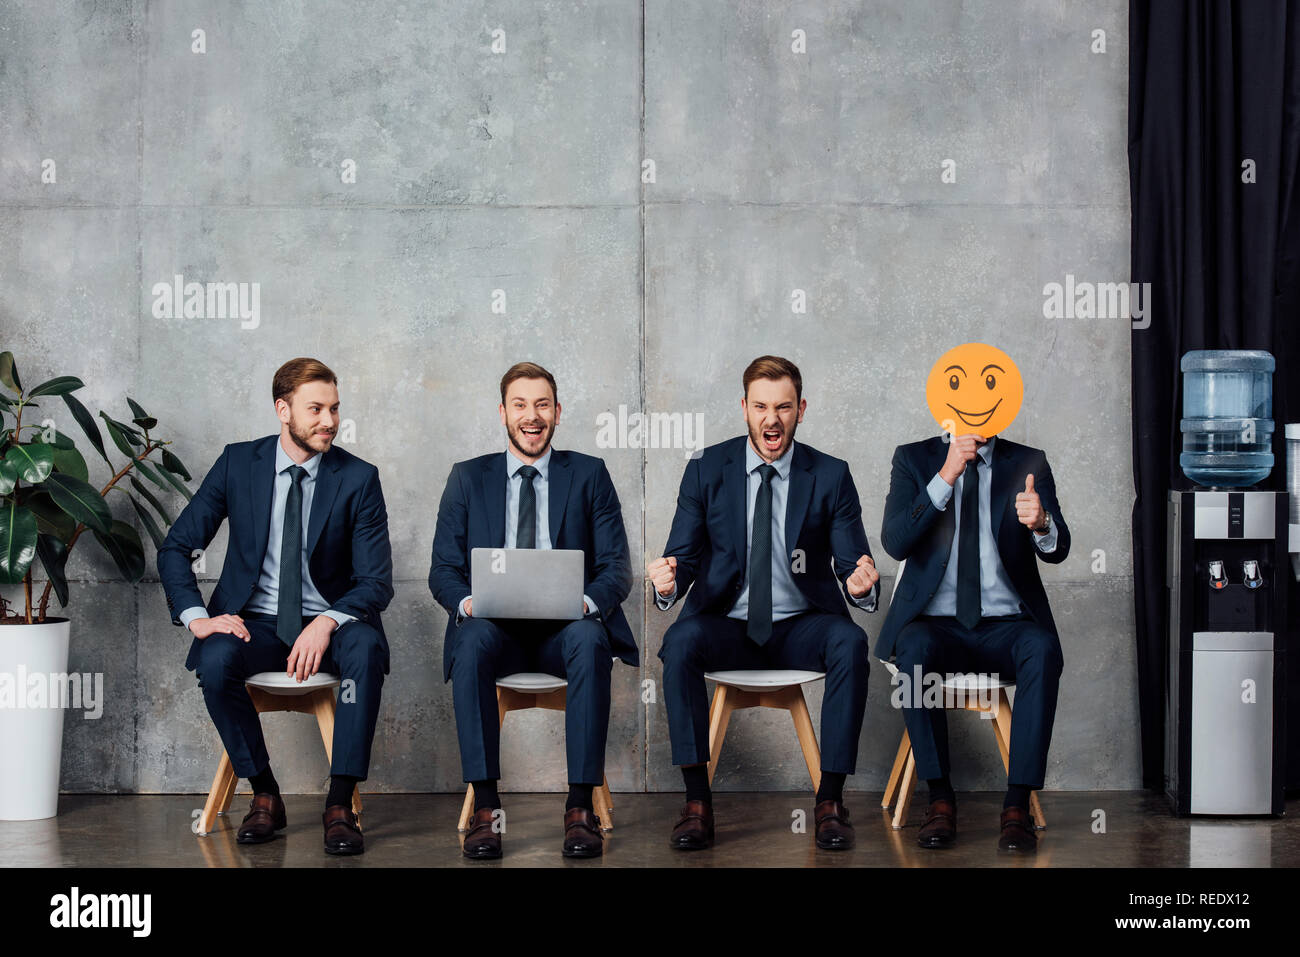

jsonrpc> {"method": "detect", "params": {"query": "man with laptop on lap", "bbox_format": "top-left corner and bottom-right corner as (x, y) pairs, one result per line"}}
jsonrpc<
(429, 362), (636, 860)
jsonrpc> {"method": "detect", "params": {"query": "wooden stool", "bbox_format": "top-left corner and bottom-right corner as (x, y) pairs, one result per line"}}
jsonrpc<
(198, 672), (362, 836)
(703, 670), (826, 791)
(880, 662), (1046, 830)
(456, 672), (615, 831)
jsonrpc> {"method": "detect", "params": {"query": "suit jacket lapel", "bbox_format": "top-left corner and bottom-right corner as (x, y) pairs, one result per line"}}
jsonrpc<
(249, 436), (277, 566)
(482, 452), (507, 547)
(547, 451), (572, 548)
(989, 437), (1020, 544)
(784, 442), (815, 555)
(306, 446), (342, 556)
(723, 438), (749, 568)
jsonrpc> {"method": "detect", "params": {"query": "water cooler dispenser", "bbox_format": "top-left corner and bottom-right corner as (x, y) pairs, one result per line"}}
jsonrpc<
(1165, 351), (1287, 816)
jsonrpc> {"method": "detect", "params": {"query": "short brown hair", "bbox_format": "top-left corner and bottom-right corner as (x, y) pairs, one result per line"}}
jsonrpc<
(500, 362), (557, 405)
(743, 355), (802, 403)
(272, 357), (338, 404)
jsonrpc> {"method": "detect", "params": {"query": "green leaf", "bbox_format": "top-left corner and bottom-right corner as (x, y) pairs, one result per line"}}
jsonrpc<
(99, 413), (137, 458)
(103, 413), (141, 438)
(126, 493), (166, 550)
(0, 352), (21, 394)
(129, 475), (173, 525)
(0, 459), (16, 496)
(25, 490), (77, 542)
(154, 458), (193, 501)
(132, 456), (171, 495)
(44, 471), (112, 535)
(4, 442), (54, 484)
(34, 533), (69, 607)
(0, 499), (37, 584)
(125, 397), (157, 431)
(26, 375), (84, 398)
(92, 519), (145, 582)
(50, 445), (88, 483)
(61, 392), (109, 465)
(161, 449), (192, 481)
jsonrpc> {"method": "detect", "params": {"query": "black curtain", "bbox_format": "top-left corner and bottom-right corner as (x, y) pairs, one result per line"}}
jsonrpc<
(1129, 0), (1300, 789)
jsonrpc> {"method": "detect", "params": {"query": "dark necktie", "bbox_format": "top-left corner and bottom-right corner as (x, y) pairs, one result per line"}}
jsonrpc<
(955, 460), (982, 630)
(747, 464), (778, 645)
(516, 464), (540, 548)
(276, 465), (308, 647)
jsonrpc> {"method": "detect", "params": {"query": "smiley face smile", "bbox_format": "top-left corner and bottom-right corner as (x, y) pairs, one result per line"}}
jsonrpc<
(946, 398), (1002, 427)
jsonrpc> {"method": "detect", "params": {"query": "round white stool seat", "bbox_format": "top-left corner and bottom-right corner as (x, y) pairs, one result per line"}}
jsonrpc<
(497, 672), (568, 693)
(883, 660), (1016, 692)
(245, 671), (341, 696)
(704, 670), (825, 693)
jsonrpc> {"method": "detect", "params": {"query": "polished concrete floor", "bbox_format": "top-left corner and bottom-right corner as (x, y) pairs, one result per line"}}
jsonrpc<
(2, 790), (1297, 867)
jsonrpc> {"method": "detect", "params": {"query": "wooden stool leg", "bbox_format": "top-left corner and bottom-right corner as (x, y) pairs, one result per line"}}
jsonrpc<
(786, 686), (822, 795)
(705, 684), (733, 787)
(594, 776), (614, 831)
(1029, 790), (1047, 830)
(218, 755), (240, 814)
(458, 785), (475, 832)
(201, 749), (236, 835)
(892, 750), (917, 829)
(883, 729), (912, 809)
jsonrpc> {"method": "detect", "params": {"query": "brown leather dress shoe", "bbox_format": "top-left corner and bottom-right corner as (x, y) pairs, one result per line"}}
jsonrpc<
(322, 804), (364, 855)
(917, 798), (957, 848)
(998, 805), (1038, 852)
(463, 807), (503, 859)
(669, 800), (714, 850)
(813, 799), (855, 850)
(561, 807), (604, 858)
(236, 792), (286, 844)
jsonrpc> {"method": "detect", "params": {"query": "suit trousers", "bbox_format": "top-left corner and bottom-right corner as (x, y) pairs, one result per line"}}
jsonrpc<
(449, 616), (613, 785)
(192, 613), (386, 779)
(658, 610), (871, 773)
(892, 613), (1063, 787)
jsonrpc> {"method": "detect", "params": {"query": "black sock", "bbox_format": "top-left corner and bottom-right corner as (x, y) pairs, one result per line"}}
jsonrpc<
(682, 765), (711, 805)
(566, 783), (594, 812)
(816, 771), (846, 804)
(249, 766), (280, 797)
(326, 774), (358, 808)
(927, 775), (956, 806)
(472, 779), (500, 812)
(1004, 784), (1031, 811)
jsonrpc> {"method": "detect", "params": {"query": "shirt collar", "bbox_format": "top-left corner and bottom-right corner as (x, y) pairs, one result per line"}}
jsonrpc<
(506, 444), (551, 481)
(976, 434), (997, 465)
(275, 436), (321, 479)
(745, 436), (795, 481)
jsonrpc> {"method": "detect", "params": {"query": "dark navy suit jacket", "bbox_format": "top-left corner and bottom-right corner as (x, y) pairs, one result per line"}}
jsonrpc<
(428, 448), (636, 681)
(157, 434), (395, 673)
(874, 435), (1070, 662)
(660, 436), (873, 619)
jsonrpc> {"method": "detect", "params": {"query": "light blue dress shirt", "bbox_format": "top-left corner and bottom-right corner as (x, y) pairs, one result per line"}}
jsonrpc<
(179, 439), (355, 633)
(457, 445), (594, 622)
(657, 439), (879, 616)
(922, 434), (1058, 618)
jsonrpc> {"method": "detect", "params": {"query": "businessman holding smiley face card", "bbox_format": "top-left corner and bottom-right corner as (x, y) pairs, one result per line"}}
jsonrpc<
(876, 343), (1069, 854)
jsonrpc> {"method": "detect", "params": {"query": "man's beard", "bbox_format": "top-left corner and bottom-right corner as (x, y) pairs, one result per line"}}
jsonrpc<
(748, 418), (797, 461)
(288, 415), (333, 454)
(508, 419), (553, 459)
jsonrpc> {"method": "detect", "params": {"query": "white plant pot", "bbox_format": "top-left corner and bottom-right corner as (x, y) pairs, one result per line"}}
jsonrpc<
(0, 618), (72, 820)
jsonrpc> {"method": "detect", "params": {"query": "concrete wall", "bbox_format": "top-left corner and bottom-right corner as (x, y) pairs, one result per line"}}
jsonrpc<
(0, 0), (1137, 794)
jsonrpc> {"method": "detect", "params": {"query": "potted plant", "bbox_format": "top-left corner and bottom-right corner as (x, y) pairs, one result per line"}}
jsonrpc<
(0, 351), (193, 820)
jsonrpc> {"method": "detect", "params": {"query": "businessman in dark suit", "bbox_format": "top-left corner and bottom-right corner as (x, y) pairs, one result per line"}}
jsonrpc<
(877, 428), (1069, 853)
(158, 357), (393, 856)
(648, 356), (879, 851)
(429, 362), (635, 860)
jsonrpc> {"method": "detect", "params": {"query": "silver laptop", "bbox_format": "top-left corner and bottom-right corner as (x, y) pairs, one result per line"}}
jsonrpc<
(470, 547), (586, 620)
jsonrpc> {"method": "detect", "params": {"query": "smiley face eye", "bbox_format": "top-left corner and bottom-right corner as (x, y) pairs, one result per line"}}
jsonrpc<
(985, 374), (996, 390)
(949, 374), (959, 390)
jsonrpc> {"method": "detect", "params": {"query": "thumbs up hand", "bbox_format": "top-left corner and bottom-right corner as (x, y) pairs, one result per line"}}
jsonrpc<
(1015, 473), (1048, 533)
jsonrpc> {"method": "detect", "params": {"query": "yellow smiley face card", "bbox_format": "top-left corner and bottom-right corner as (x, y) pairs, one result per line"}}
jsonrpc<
(926, 343), (1023, 437)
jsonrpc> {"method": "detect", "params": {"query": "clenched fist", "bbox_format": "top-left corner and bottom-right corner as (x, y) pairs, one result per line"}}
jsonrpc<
(846, 554), (879, 598)
(939, 432), (985, 485)
(1015, 474), (1048, 533)
(647, 555), (677, 598)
